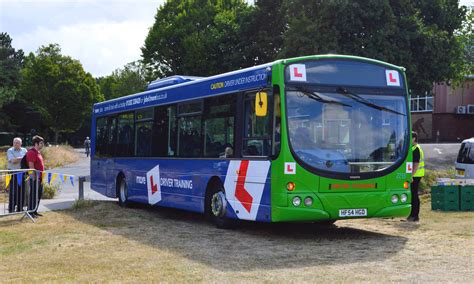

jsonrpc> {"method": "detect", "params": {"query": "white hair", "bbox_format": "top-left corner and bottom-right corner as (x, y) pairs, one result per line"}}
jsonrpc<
(13, 137), (22, 144)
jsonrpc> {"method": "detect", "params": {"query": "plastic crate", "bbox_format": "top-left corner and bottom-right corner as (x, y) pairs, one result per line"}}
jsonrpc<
(431, 185), (460, 211)
(460, 186), (474, 211)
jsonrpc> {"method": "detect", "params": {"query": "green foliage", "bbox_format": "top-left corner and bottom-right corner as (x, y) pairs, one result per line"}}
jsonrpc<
(0, 32), (24, 90)
(42, 182), (60, 199)
(19, 44), (104, 142)
(279, 0), (467, 95)
(420, 168), (456, 191)
(452, 9), (474, 88)
(97, 61), (147, 100)
(142, 0), (467, 95)
(0, 32), (24, 131)
(141, 0), (252, 80)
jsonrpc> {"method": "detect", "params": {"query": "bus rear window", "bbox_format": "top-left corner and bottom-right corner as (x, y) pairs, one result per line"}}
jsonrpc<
(457, 143), (474, 164)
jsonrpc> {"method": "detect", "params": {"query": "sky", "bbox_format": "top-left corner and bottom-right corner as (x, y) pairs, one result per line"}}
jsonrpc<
(0, 0), (472, 78)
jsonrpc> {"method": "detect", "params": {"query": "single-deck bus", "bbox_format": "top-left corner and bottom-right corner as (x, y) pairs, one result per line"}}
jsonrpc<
(91, 55), (412, 227)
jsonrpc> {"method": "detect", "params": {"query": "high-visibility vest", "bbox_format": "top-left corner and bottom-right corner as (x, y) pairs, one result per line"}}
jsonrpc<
(412, 144), (425, 177)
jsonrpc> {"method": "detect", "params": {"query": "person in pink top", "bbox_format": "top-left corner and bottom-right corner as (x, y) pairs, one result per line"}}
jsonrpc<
(26, 135), (45, 217)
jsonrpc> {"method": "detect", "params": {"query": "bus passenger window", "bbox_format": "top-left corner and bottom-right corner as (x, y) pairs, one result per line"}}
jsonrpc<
(177, 101), (203, 158)
(203, 94), (236, 158)
(243, 91), (272, 157)
(152, 105), (177, 157)
(117, 112), (134, 157)
(95, 117), (107, 157)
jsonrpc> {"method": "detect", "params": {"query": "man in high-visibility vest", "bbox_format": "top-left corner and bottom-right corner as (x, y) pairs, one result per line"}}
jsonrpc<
(408, 131), (424, 222)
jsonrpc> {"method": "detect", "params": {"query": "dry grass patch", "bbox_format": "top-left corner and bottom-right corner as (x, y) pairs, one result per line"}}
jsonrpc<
(41, 145), (79, 169)
(0, 198), (473, 282)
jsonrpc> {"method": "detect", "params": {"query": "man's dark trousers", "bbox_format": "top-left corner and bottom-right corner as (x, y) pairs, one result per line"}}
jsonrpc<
(410, 177), (422, 218)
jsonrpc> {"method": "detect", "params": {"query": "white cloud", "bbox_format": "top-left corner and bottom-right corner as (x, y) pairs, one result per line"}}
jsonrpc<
(14, 19), (153, 77)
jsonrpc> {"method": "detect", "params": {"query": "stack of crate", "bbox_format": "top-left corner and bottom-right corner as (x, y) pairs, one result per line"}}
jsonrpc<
(431, 179), (474, 211)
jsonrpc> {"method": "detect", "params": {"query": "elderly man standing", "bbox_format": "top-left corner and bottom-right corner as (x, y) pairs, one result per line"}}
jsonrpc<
(6, 137), (27, 213)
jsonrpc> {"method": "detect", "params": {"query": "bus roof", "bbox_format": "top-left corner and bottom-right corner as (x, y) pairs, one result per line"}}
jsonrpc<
(93, 54), (405, 116)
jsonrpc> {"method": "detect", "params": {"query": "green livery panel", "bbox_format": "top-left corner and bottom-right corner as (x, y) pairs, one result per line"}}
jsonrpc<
(269, 55), (412, 222)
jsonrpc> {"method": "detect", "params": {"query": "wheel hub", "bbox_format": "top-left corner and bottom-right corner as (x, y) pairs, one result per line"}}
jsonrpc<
(211, 191), (226, 217)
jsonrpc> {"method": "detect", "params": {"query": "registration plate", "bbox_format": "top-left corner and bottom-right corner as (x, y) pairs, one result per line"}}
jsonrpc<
(339, 208), (367, 217)
(456, 169), (465, 177)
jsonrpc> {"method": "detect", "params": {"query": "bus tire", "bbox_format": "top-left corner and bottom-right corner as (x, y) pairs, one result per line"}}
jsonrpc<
(207, 185), (235, 229)
(118, 176), (129, 207)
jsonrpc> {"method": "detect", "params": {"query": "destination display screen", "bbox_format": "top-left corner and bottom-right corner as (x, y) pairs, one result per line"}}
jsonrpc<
(285, 60), (404, 88)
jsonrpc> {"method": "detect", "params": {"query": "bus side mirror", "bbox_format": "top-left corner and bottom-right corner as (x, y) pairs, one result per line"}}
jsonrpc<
(255, 91), (268, 117)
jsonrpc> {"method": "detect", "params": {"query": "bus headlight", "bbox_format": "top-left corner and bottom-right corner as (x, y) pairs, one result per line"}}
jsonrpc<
(304, 197), (313, 207)
(391, 195), (399, 204)
(292, 197), (301, 207)
(400, 193), (408, 203)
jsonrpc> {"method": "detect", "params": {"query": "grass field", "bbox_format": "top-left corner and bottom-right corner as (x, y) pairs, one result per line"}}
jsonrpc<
(0, 145), (79, 171)
(0, 196), (472, 282)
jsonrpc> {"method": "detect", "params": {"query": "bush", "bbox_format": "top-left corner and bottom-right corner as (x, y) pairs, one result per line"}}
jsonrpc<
(0, 151), (7, 170)
(419, 168), (455, 192)
(42, 183), (61, 199)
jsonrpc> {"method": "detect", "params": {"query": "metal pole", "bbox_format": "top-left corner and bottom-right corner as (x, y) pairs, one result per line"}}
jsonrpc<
(79, 176), (85, 200)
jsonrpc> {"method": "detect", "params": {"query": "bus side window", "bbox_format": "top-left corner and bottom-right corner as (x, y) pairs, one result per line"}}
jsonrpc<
(152, 105), (177, 157)
(95, 117), (107, 157)
(243, 91), (272, 157)
(203, 94), (236, 158)
(106, 116), (117, 157)
(177, 101), (203, 158)
(273, 86), (281, 157)
(117, 112), (134, 157)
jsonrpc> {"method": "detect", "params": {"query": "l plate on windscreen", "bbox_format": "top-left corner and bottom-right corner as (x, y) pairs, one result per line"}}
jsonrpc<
(339, 208), (367, 217)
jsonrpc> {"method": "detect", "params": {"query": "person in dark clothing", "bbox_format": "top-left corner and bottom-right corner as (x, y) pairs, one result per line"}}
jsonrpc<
(84, 137), (91, 157)
(408, 131), (424, 222)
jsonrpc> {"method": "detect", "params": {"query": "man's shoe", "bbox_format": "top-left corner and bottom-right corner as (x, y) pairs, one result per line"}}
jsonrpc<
(34, 212), (43, 217)
(407, 216), (419, 222)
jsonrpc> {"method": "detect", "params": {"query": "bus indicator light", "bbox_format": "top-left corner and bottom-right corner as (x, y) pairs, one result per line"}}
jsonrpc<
(403, 181), (409, 189)
(286, 182), (295, 191)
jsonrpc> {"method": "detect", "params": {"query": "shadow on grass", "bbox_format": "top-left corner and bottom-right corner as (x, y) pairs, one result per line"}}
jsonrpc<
(64, 200), (408, 272)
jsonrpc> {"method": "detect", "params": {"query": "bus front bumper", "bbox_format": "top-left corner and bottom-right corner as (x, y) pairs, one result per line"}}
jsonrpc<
(271, 204), (411, 222)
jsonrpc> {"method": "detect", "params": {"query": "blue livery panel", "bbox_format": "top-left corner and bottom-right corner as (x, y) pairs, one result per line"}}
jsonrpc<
(92, 66), (271, 117)
(90, 158), (272, 222)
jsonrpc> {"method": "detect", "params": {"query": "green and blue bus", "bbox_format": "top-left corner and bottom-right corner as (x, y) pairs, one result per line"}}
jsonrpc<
(91, 55), (412, 227)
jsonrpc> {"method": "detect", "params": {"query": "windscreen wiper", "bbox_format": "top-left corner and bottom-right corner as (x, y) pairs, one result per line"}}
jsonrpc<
(289, 86), (352, 107)
(336, 87), (405, 116)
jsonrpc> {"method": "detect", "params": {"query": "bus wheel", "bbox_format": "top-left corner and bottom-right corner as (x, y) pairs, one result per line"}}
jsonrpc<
(118, 177), (129, 207)
(208, 186), (234, 229)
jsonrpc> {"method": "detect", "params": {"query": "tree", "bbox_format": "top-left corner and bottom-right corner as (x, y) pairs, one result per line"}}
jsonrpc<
(279, 0), (467, 95)
(452, 8), (473, 87)
(239, 0), (286, 65)
(97, 61), (148, 100)
(141, 0), (252, 80)
(20, 44), (103, 143)
(0, 32), (24, 130)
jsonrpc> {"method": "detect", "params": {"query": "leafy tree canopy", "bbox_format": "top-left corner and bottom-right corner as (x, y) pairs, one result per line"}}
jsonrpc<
(19, 44), (103, 142)
(141, 0), (252, 80)
(279, 0), (467, 94)
(0, 32), (24, 107)
(97, 61), (147, 100)
(142, 0), (467, 95)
